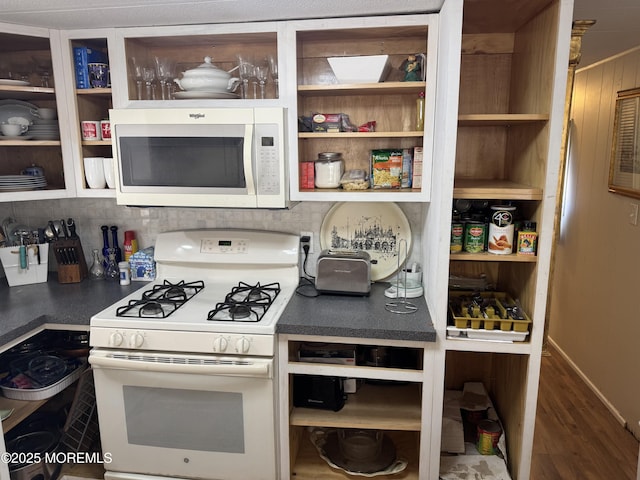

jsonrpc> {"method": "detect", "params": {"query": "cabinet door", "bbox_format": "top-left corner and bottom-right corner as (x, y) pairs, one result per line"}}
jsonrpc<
(285, 15), (439, 203)
(0, 26), (74, 202)
(57, 29), (116, 198)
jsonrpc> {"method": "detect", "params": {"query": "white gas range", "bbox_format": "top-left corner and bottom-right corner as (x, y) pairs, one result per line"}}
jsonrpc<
(89, 229), (299, 480)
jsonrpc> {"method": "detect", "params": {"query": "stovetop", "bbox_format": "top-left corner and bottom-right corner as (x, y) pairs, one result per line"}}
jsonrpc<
(89, 229), (300, 355)
(91, 276), (297, 335)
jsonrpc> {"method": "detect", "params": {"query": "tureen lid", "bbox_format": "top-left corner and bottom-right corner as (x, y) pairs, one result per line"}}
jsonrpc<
(182, 57), (230, 79)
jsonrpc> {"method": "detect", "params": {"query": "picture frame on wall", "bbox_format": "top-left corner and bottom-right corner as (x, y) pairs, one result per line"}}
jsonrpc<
(609, 87), (640, 199)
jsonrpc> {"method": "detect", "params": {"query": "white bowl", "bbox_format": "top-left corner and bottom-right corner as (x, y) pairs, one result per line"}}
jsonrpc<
(327, 55), (390, 84)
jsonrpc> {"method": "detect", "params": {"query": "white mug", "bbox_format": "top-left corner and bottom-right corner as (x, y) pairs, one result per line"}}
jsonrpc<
(84, 157), (106, 189)
(1, 123), (27, 136)
(81, 120), (100, 141)
(103, 157), (116, 189)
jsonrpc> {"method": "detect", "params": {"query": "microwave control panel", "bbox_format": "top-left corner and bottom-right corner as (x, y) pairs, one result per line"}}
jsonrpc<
(255, 123), (281, 195)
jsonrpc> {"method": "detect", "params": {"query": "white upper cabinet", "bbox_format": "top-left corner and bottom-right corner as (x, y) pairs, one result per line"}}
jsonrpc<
(283, 15), (440, 202)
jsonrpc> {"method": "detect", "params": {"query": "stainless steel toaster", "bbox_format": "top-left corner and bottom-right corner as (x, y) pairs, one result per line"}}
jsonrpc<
(315, 249), (371, 296)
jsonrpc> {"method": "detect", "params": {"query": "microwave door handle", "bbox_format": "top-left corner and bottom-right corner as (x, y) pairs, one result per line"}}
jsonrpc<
(244, 123), (256, 195)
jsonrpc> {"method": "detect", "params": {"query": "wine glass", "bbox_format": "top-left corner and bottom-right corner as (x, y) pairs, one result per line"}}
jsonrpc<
(255, 61), (269, 99)
(142, 67), (156, 100)
(154, 56), (175, 100)
(130, 57), (144, 100)
(268, 54), (278, 98)
(237, 55), (254, 99)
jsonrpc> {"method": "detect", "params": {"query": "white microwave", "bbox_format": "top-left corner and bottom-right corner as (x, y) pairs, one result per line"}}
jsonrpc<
(109, 107), (288, 208)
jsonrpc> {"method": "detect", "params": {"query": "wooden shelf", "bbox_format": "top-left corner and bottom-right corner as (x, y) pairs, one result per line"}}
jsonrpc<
(299, 131), (423, 139)
(453, 179), (543, 200)
(1, 397), (49, 434)
(0, 140), (61, 146)
(450, 252), (538, 262)
(291, 428), (419, 480)
(290, 383), (422, 431)
(76, 87), (112, 96)
(82, 140), (112, 146)
(0, 85), (55, 100)
(298, 81), (425, 96)
(458, 113), (549, 126)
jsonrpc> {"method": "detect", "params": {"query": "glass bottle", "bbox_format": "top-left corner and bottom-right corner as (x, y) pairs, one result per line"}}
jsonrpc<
(105, 249), (120, 280)
(416, 91), (425, 130)
(89, 249), (105, 280)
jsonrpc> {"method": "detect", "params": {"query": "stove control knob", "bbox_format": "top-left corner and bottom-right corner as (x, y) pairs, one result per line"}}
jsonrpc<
(236, 337), (251, 354)
(129, 333), (145, 348)
(213, 336), (228, 353)
(110, 332), (124, 347)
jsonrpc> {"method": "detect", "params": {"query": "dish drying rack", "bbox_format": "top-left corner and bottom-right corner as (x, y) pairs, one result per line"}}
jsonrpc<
(60, 367), (100, 453)
(385, 239), (418, 314)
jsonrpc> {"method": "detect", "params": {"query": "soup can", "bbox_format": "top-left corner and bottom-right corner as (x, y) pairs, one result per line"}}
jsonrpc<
(463, 221), (486, 253)
(488, 205), (516, 254)
(476, 419), (502, 455)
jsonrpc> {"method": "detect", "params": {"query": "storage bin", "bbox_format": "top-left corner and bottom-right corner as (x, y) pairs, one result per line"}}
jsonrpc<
(447, 291), (532, 332)
(0, 243), (48, 286)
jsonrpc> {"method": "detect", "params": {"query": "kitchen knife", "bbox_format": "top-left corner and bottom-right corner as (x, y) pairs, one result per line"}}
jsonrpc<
(68, 247), (78, 264)
(67, 218), (78, 239)
(48, 221), (59, 241)
(61, 219), (70, 238)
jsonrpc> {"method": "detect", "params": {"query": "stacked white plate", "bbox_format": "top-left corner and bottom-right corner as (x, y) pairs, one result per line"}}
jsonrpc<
(29, 119), (60, 140)
(0, 175), (47, 191)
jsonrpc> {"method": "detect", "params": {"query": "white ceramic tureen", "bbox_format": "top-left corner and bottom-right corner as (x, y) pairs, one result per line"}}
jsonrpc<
(174, 56), (240, 93)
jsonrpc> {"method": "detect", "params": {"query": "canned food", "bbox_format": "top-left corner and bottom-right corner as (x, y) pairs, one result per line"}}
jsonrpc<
(477, 419), (502, 455)
(450, 222), (464, 253)
(488, 205), (516, 255)
(464, 221), (486, 253)
(517, 231), (538, 255)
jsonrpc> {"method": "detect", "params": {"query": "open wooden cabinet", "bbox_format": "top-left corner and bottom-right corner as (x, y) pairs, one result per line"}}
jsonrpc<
(425, 0), (575, 479)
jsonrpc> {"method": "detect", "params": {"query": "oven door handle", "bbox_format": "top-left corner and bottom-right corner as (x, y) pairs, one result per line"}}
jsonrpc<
(89, 353), (271, 378)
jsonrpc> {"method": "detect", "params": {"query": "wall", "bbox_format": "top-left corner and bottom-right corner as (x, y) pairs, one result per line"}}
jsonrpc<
(548, 45), (640, 439)
(0, 198), (425, 280)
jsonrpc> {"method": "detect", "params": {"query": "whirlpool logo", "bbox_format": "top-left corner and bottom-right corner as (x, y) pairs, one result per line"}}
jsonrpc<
(189, 113), (205, 119)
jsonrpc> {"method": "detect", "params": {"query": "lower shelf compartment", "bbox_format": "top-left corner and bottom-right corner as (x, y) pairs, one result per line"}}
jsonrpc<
(291, 428), (420, 479)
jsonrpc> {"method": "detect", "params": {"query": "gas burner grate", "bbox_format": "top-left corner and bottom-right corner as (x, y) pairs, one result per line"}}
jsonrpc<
(207, 282), (281, 322)
(116, 280), (205, 318)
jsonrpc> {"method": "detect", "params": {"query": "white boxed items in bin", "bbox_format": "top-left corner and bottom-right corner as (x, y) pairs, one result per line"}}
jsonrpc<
(0, 243), (48, 286)
(129, 247), (156, 281)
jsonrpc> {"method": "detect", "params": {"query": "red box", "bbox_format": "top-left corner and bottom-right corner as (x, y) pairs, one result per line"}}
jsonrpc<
(300, 161), (315, 189)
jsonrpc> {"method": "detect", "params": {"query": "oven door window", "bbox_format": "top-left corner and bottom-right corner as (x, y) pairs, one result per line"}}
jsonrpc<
(124, 386), (244, 453)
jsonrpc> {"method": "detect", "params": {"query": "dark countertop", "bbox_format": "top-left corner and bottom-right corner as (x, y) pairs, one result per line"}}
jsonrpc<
(276, 283), (436, 342)
(0, 274), (145, 348)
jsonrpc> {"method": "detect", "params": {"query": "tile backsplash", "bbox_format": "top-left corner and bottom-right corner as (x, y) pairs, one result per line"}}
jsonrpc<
(1, 199), (425, 280)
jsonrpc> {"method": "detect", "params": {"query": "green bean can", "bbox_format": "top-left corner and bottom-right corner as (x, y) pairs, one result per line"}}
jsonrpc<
(450, 222), (464, 253)
(464, 221), (486, 253)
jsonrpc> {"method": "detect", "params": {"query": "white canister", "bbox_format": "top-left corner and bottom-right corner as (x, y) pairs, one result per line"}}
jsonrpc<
(119, 261), (131, 285)
(488, 205), (516, 254)
(314, 152), (344, 188)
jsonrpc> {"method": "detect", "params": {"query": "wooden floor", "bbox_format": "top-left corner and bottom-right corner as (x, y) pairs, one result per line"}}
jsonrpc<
(531, 344), (639, 480)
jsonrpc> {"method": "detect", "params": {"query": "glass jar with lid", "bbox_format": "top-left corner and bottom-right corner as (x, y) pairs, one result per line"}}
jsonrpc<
(314, 152), (344, 188)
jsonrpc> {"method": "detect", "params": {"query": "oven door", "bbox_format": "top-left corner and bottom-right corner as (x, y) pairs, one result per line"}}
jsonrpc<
(89, 349), (276, 480)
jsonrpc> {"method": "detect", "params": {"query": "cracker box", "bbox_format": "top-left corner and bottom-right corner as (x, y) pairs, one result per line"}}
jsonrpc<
(402, 148), (413, 188)
(300, 161), (315, 189)
(312, 113), (343, 132)
(371, 149), (403, 189)
(412, 146), (423, 188)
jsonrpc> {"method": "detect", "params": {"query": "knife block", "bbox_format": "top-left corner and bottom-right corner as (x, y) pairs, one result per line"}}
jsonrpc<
(52, 238), (88, 284)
